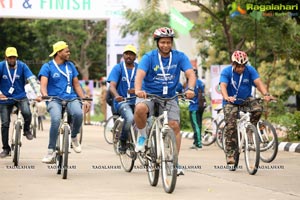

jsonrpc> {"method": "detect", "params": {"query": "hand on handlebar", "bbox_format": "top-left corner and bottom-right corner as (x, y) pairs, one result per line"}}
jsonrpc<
(184, 90), (195, 99)
(225, 96), (236, 103)
(135, 90), (147, 99)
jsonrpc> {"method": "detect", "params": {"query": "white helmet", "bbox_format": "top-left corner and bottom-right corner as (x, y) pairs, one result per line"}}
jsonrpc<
(231, 50), (248, 65)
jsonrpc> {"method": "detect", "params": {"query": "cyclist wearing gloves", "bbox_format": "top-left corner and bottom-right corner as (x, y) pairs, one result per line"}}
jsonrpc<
(219, 50), (275, 164)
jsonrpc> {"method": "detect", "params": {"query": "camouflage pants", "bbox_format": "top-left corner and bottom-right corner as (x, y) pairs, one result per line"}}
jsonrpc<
(223, 97), (263, 157)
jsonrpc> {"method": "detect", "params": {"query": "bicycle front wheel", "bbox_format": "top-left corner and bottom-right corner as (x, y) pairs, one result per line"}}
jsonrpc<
(258, 120), (278, 163)
(13, 122), (21, 166)
(244, 124), (260, 175)
(119, 132), (136, 172)
(62, 126), (70, 179)
(147, 126), (159, 187)
(104, 115), (118, 145)
(202, 116), (216, 146)
(161, 128), (178, 193)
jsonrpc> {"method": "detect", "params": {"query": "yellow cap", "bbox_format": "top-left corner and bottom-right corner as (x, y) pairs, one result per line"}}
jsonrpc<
(123, 44), (137, 55)
(49, 41), (68, 57)
(5, 47), (18, 57)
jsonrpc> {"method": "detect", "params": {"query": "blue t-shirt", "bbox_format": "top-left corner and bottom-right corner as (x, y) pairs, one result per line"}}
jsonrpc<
(138, 49), (192, 98)
(38, 60), (79, 100)
(189, 79), (205, 111)
(107, 62), (138, 111)
(0, 60), (34, 104)
(219, 65), (259, 105)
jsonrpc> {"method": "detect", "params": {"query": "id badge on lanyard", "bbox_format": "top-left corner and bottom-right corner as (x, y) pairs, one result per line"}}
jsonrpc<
(66, 85), (71, 94)
(163, 82), (168, 95)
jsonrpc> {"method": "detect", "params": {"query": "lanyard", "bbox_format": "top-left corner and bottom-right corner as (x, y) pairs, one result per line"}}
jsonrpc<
(158, 51), (172, 81)
(122, 62), (135, 89)
(231, 67), (243, 96)
(5, 61), (18, 86)
(53, 60), (70, 85)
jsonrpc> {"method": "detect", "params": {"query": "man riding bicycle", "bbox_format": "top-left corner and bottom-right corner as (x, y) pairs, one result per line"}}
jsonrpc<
(219, 50), (275, 164)
(134, 27), (196, 176)
(107, 44), (138, 154)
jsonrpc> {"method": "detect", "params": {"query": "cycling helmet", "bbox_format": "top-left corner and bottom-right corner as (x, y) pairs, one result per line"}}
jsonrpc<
(153, 27), (175, 40)
(231, 50), (248, 65)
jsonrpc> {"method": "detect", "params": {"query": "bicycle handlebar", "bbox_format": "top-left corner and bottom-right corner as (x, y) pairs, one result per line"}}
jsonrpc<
(0, 97), (27, 102)
(146, 93), (185, 101)
(41, 96), (93, 102)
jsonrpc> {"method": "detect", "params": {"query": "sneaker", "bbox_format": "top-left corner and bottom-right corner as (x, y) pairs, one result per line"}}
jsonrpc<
(118, 140), (127, 154)
(23, 131), (33, 140)
(42, 149), (55, 163)
(71, 137), (82, 153)
(226, 156), (235, 165)
(0, 149), (11, 158)
(190, 144), (202, 150)
(177, 165), (185, 176)
(135, 136), (146, 152)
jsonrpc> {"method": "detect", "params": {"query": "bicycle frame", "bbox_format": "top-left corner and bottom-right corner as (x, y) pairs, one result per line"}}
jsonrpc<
(12, 107), (24, 149)
(236, 111), (252, 151)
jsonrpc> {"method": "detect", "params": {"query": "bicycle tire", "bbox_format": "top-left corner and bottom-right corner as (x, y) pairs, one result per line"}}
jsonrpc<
(119, 132), (136, 172)
(32, 113), (37, 138)
(244, 123), (260, 175)
(258, 120), (278, 163)
(221, 125), (239, 171)
(62, 126), (69, 179)
(13, 122), (21, 166)
(78, 125), (83, 144)
(147, 125), (159, 187)
(161, 128), (178, 193)
(216, 119), (225, 150)
(56, 131), (62, 175)
(104, 115), (118, 145)
(202, 116), (216, 146)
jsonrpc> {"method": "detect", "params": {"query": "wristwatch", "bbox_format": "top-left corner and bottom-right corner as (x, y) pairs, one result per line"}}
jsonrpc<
(187, 87), (194, 91)
(264, 93), (270, 96)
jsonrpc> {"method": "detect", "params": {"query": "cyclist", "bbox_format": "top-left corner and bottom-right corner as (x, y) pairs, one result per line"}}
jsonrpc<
(39, 41), (91, 163)
(219, 50), (275, 164)
(107, 44), (138, 153)
(134, 27), (196, 175)
(0, 47), (41, 158)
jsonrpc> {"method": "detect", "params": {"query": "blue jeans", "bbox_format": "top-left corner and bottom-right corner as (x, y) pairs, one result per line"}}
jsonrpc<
(0, 99), (31, 151)
(118, 103), (134, 141)
(47, 99), (82, 150)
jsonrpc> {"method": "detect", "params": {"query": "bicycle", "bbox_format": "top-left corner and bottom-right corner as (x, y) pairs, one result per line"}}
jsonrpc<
(109, 97), (141, 172)
(29, 100), (38, 138)
(42, 96), (92, 179)
(104, 114), (118, 145)
(201, 107), (224, 148)
(139, 93), (184, 193)
(221, 98), (261, 175)
(216, 99), (278, 163)
(0, 98), (27, 166)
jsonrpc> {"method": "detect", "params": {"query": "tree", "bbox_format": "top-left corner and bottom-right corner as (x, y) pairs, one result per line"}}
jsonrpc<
(120, 0), (169, 57)
(30, 19), (107, 80)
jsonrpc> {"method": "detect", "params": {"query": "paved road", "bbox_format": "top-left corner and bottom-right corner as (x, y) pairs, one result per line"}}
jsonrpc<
(1, 120), (299, 200)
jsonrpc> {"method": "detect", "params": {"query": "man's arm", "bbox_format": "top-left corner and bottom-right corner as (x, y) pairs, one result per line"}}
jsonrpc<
(40, 76), (48, 96)
(184, 69), (196, 99)
(73, 77), (85, 98)
(134, 69), (146, 98)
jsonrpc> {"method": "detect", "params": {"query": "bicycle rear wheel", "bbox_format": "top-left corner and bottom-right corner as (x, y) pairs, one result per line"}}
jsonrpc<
(119, 133), (136, 172)
(104, 115), (118, 145)
(78, 125), (83, 144)
(146, 126), (159, 187)
(244, 124), (260, 175)
(32, 113), (37, 138)
(62, 126), (70, 179)
(258, 120), (278, 163)
(202, 116), (216, 146)
(216, 119), (226, 149)
(13, 122), (21, 166)
(56, 131), (62, 175)
(161, 128), (178, 193)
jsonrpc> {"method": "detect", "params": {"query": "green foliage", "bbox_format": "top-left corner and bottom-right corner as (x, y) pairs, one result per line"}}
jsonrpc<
(0, 19), (106, 80)
(179, 102), (192, 131)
